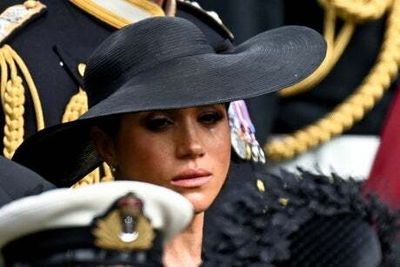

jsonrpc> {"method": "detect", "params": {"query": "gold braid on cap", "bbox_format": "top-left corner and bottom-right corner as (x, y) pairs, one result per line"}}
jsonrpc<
(265, 0), (400, 161)
(0, 45), (44, 159)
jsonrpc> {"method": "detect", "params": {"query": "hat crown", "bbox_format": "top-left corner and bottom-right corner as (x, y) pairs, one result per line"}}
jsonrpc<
(84, 17), (214, 107)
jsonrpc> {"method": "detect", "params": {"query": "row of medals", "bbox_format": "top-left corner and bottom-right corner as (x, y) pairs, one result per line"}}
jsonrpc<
(229, 101), (266, 164)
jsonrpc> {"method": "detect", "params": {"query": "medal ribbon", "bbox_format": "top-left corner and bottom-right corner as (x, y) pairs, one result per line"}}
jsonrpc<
(229, 100), (265, 163)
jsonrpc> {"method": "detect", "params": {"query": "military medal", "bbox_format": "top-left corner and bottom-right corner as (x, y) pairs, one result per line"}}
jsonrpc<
(251, 144), (260, 162)
(230, 128), (248, 160)
(229, 100), (266, 163)
(229, 104), (248, 160)
(240, 100), (266, 163)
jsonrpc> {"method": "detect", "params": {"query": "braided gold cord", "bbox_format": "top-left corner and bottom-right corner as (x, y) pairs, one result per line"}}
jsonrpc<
(71, 168), (101, 189)
(63, 86), (115, 188)
(280, 0), (392, 97)
(1, 48), (25, 159)
(2, 78), (25, 159)
(319, 0), (392, 21)
(71, 163), (114, 188)
(281, 6), (354, 97)
(0, 45), (45, 158)
(6, 45), (45, 131)
(266, 0), (400, 161)
(62, 88), (102, 188)
(280, 13), (355, 97)
(101, 162), (114, 182)
(61, 88), (88, 123)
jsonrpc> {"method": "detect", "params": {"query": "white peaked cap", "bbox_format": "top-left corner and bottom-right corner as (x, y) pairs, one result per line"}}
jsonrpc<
(0, 181), (193, 249)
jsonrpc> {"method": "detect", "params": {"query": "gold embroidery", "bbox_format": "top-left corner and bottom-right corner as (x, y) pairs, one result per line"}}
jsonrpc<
(0, 45), (44, 158)
(93, 193), (155, 251)
(265, 0), (400, 161)
(65, 63), (113, 188)
(69, 0), (164, 29)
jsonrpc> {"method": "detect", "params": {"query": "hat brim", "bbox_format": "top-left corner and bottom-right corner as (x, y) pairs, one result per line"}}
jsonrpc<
(13, 25), (326, 186)
(0, 181), (193, 249)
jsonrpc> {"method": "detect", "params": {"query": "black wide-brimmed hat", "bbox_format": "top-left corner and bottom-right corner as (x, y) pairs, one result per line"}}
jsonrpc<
(13, 17), (326, 187)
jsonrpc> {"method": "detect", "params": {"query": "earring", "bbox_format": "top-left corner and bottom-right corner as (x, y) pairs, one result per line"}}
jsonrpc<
(110, 165), (117, 173)
(107, 161), (118, 174)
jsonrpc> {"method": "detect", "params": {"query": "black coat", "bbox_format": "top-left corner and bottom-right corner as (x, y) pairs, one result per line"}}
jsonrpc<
(204, 169), (400, 267)
(0, 156), (54, 207)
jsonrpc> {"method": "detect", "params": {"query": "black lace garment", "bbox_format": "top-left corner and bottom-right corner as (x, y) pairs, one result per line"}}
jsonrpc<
(202, 169), (400, 267)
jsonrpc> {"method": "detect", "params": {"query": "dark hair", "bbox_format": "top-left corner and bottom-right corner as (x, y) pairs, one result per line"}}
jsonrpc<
(94, 115), (122, 138)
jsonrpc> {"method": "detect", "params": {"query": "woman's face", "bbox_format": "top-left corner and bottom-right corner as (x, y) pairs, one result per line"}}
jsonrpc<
(96, 104), (231, 213)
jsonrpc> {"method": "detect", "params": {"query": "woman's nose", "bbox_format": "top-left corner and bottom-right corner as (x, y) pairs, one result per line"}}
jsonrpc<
(175, 126), (205, 159)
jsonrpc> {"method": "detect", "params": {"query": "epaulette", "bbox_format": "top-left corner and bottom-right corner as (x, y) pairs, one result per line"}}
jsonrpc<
(69, 0), (234, 42)
(176, 0), (234, 40)
(69, 0), (165, 29)
(0, 1), (46, 45)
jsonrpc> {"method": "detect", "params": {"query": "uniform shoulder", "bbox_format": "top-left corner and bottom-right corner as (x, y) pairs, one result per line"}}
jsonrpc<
(0, 156), (54, 207)
(176, 0), (233, 41)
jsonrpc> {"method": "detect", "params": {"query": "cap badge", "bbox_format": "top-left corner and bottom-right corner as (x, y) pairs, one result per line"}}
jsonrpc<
(92, 192), (156, 251)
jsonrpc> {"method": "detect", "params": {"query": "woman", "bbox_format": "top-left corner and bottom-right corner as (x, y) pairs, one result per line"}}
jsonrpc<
(12, 17), (326, 266)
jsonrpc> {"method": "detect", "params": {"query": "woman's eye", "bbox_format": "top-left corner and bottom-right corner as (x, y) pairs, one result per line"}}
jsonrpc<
(199, 112), (223, 125)
(145, 117), (173, 131)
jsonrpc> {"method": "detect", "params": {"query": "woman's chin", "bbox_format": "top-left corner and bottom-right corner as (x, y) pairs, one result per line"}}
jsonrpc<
(181, 191), (215, 214)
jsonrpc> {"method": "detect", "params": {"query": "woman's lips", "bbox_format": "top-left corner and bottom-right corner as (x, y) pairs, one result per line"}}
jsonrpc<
(171, 169), (212, 188)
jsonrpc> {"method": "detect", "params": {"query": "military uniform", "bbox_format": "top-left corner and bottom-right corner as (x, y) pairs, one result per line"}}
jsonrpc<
(0, 0), (234, 156)
(0, 155), (53, 207)
(0, 0), (111, 156)
(0, 1), (259, 234)
(0, 0), (239, 175)
(266, 0), (397, 180)
(3, 3), (398, 265)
